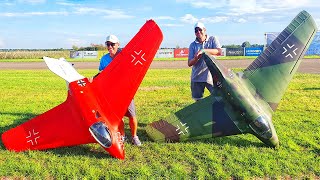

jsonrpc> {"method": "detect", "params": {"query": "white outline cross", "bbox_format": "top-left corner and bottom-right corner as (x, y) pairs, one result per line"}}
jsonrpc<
(175, 122), (189, 135)
(131, 50), (146, 66)
(282, 43), (298, 59)
(26, 129), (40, 146)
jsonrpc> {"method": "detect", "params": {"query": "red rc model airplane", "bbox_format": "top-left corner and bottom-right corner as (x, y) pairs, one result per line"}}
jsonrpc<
(1, 20), (163, 159)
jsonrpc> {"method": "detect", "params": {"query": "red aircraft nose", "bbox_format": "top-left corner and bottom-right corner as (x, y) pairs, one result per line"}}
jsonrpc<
(88, 121), (125, 159)
(103, 144), (125, 160)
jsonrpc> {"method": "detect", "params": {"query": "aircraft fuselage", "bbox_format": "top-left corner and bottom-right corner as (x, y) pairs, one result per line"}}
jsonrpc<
(208, 58), (279, 147)
(68, 78), (125, 159)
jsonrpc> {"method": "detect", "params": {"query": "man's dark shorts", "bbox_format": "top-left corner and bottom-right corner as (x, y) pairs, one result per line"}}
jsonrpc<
(191, 82), (213, 100)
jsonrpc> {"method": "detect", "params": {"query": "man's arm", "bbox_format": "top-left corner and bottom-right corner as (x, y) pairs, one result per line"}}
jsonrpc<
(188, 48), (221, 67)
(203, 48), (222, 56)
(188, 52), (201, 67)
(188, 43), (200, 67)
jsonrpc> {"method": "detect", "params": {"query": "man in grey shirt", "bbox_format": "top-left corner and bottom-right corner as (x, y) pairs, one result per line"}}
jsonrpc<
(188, 22), (222, 101)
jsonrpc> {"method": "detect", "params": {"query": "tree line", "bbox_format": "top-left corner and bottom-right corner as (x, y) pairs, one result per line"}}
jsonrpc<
(0, 41), (264, 51)
(72, 41), (264, 50)
(222, 41), (264, 48)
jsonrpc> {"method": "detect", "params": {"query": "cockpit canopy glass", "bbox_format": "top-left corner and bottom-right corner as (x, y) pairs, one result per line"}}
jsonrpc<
(249, 116), (272, 139)
(89, 122), (112, 148)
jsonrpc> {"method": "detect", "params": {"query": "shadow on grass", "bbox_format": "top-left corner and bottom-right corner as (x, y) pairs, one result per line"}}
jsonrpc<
(138, 122), (267, 148)
(46, 145), (111, 159)
(303, 87), (320, 90)
(0, 111), (37, 152)
(0, 111), (36, 132)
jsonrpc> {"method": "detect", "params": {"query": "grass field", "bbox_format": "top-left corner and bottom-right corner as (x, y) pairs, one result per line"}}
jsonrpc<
(0, 69), (319, 179)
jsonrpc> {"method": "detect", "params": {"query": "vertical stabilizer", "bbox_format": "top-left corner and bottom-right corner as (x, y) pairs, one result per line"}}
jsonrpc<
(43, 56), (84, 83)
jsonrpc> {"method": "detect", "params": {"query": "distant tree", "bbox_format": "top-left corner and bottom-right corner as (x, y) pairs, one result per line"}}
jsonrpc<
(78, 46), (94, 51)
(90, 43), (107, 51)
(73, 44), (107, 51)
(222, 44), (241, 48)
(72, 45), (79, 50)
(241, 41), (251, 47)
(251, 44), (264, 47)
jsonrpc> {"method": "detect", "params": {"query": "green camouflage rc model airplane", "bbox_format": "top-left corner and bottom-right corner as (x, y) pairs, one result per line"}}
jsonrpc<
(146, 10), (317, 147)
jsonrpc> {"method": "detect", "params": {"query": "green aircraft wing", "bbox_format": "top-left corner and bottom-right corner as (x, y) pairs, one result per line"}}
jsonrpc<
(146, 56), (251, 143)
(242, 10), (318, 111)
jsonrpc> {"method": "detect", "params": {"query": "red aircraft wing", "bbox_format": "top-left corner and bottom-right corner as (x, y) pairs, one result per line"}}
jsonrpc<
(1, 93), (95, 152)
(1, 20), (163, 159)
(91, 20), (163, 126)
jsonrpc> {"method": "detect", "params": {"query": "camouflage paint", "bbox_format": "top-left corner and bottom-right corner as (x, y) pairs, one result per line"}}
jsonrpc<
(146, 10), (317, 148)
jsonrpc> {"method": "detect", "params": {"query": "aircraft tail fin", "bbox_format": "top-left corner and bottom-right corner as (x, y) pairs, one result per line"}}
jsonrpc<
(242, 10), (317, 111)
(43, 56), (84, 83)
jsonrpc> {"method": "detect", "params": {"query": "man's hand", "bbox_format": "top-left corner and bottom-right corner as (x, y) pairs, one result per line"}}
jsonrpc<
(188, 49), (205, 67)
(88, 77), (94, 83)
(195, 49), (204, 60)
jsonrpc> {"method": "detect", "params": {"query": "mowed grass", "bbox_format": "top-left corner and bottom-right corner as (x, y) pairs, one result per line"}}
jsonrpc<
(0, 69), (319, 179)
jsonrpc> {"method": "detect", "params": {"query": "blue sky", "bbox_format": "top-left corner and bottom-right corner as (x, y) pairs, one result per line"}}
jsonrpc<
(0, 0), (320, 49)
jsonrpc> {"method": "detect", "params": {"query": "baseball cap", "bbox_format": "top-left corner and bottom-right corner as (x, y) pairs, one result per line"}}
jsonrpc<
(106, 35), (119, 43)
(194, 22), (205, 29)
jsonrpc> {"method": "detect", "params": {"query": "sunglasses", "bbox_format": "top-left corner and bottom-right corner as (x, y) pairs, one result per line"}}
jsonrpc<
(105, 42), (116, 47)
(194, 28), (203, 33)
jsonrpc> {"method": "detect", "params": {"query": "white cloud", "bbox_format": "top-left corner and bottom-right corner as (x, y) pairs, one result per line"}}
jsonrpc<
(161, 23), (184, 27)
(204, 16), (229, 23)
(178, 0), (320, 11)
(177, 0), (320, 26)
(73, 7), (102, 15)
(181, 14), (198, 24)
(151, 16), (175, 20)
(74, 7), (134, 19)
(87, 33), (102, 37)
(102, 13), (134, 19)
(56, 2), (80, 6)
(233, 18), (247, 23)
(0, 11), (69, 17)
(181, 14), (229, 24)
(0, 6), (133, 19)
(3, 2), (15, 6)
(66, 38), (87, 47)
(176, 0), (227, 9)
(18, 0), (46, 4)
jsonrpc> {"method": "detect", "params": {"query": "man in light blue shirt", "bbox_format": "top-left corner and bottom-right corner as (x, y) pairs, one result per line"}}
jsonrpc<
(188, 22), (222, 101)
(98, 35), (142, 146)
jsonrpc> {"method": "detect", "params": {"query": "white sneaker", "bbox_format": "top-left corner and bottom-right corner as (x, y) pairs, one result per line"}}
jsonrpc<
(132, 136), (142, 146)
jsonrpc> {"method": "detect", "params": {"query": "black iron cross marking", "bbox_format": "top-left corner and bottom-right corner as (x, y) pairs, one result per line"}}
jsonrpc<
(77, 79), (86, 87)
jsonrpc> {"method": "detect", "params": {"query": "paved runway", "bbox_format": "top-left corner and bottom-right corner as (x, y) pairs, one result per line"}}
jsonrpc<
(0, 59), (319, 74)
